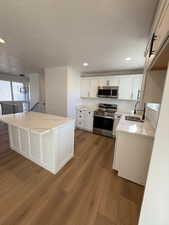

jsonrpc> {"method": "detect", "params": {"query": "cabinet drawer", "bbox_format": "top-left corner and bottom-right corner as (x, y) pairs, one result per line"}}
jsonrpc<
(77, 110), (85, 119)
(85, 111), (94, 118)
(76, 120), (85, 129)
(77, 113), (85, 120)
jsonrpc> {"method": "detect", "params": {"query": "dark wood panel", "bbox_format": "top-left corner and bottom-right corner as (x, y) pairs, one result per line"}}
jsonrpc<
(0, 124), (144, 225)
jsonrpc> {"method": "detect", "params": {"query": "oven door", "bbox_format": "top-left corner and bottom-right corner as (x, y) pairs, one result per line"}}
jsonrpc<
(93, 115), (114, 137)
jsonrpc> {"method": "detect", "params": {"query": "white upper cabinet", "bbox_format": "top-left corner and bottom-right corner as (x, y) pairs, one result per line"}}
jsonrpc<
(80, 78), (91, 98)
(90, 79), (100, 97)
(118, 76), (133, 100)
(155, 0), (169, 52)
(109, 77), (120, 86)
(99, 76), (120, 87)
(145, 0), (169, 69)
(132, 75), (143, 100)
(118, 75), (143, 100)
(80, 75), (143, 100)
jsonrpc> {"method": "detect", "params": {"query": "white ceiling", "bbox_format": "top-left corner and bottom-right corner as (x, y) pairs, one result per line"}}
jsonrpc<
(0, 0), (158, 74)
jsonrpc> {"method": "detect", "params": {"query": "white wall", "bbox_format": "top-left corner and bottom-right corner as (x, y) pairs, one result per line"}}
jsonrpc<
(45, 66), (80, 118)
(138, 66), (169, 225)
(27, 73), (40, 109)
(67, 67), (80, 118)
(45, 67), (67, 116)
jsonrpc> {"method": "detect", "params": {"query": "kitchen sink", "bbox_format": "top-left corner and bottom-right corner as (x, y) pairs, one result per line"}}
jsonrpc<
(125, 116), (144, 123)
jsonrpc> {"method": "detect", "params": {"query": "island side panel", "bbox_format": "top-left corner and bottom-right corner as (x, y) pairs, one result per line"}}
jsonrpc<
(19, 128), (30, 157)
(8, 125), (20, 153)
(40, 129), (56, 173)
(52, 120), (75, 174)
(29, 131), (42, 164)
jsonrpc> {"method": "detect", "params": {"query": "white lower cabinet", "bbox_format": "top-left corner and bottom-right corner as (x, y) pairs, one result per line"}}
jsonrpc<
(76, 109), (94, 132)
(113, 131), (153, 185)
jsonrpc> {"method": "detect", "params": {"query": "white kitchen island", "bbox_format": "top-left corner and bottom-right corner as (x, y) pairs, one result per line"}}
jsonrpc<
(0, 112), (75, 174)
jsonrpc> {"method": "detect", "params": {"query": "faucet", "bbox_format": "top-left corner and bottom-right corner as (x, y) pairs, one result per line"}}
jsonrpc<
(142, 103), (146, 120)
(134, 101), (140, 114)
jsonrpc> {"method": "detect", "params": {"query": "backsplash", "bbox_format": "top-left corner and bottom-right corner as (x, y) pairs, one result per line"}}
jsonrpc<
(146, 103), (160, 128)
(79, 98), (136, 113)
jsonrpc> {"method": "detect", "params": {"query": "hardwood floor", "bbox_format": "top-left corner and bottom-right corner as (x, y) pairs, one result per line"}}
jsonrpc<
(0, 123), (144, 225)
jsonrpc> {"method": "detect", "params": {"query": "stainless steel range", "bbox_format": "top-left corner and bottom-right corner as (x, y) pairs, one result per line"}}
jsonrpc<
(93, 103), (117, 137)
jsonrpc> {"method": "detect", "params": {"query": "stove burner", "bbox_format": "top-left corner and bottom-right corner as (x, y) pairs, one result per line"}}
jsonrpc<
(94, 103), (118, 118)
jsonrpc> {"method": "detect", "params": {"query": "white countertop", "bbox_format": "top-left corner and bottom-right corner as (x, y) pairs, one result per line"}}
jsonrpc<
(0, 112), (74, 133)
(117, 114), (155, 138)
(77, 105), (98, 111)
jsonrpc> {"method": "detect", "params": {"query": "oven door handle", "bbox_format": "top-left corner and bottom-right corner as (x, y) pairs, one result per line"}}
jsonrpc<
(94, 115), (114, 119)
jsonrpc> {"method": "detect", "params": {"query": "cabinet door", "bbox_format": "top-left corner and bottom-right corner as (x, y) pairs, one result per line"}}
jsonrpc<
(155, 0), (169, 52)
(90, 79), (99, 97)
(85, 111), (94, 132)
(80, 79), (90, 98)
(118, 76), (133, 100)
(109, 76), (120, 86)
(77, 119), (85, 129)
(99, 78), (108, 86)
(99, 77), (119, 87)
(132, 75), (143, 100)
(57, 123), (74, 166)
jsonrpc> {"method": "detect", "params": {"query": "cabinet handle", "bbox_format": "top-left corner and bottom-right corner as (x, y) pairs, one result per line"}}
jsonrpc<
(149, 33), (157, 57)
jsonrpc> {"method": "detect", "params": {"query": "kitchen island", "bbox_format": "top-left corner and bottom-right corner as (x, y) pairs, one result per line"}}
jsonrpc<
(0, 112), (75, 174)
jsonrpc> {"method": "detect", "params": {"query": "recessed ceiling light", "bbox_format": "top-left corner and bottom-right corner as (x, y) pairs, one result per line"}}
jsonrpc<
(125, 57), (131, 61)
(83, 62), (88, 66)
(0, 38), (6, 44)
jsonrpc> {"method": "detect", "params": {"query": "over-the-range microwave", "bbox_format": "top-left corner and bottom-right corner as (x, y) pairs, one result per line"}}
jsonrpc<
(97, 86), (119, 98)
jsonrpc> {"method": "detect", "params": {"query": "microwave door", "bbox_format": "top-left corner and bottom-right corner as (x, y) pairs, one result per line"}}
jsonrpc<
(111, 89), (118, 98)
(98, 89), (111, 97)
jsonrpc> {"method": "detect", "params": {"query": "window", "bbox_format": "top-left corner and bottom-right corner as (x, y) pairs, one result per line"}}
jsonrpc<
(0, 80), (28, 102)
(0, 80), (12, 101)
(147, 103), (160, 111)
(12, 82), (26, 101)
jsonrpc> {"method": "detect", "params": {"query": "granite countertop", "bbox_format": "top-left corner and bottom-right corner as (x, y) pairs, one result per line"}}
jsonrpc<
(116, 114), (155, 138)
(0, 112), (74, 133)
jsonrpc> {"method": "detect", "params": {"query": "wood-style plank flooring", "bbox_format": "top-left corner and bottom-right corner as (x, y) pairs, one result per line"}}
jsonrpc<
(0, 123), (144, 225)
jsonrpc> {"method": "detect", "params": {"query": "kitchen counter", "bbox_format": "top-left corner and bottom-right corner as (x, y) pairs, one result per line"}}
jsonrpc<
(116, 114), (155, 138)
(0, 112), (75, 174)
(0, 112), (74, 133)
(77, 105), (97, 111)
